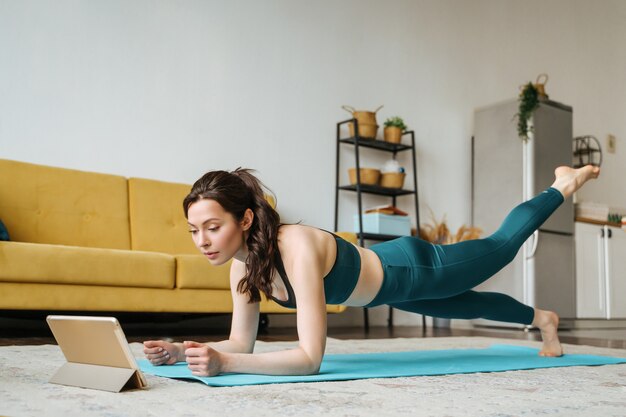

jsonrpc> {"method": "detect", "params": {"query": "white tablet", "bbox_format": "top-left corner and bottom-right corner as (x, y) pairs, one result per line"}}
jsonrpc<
(46, 315), (147, 392)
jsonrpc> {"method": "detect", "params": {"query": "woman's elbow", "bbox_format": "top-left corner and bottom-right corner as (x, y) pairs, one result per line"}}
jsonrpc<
(228, 337), (255, 354)
(303, 355), (322, 375)
(303, 363), (321, 375)
(299, 345), (324, 374)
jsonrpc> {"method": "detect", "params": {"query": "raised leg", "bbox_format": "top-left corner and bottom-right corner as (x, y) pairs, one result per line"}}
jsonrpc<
(368, 166), (601, 304)
(367, 186), (564, 306)
(550, 165), (600, 199)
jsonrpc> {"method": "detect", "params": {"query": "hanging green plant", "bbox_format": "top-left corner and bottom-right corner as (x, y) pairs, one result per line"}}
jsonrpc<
(516, 82), (540, 140)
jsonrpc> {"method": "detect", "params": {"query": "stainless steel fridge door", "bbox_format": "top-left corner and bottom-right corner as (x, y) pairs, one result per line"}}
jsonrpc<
(472, 99), (526, 306)
(472, 99), (523, 234)
(531, 102), (574, 234)
(532, 231), (576, 318)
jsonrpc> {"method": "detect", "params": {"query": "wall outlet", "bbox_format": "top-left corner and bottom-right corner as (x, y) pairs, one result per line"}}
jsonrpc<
(607, 134), (616, 154)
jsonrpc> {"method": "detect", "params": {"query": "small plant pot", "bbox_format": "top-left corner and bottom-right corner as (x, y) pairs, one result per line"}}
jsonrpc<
(384, 126), (403, 143)
(380, 172), (405, 189)
(348, 168), (381, 185)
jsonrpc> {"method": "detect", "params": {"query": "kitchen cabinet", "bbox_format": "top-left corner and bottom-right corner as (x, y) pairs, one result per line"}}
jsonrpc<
(575, 221), (626, 319)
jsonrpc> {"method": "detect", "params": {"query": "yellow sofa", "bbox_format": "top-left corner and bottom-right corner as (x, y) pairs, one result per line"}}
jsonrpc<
(0, 159), (349, 315)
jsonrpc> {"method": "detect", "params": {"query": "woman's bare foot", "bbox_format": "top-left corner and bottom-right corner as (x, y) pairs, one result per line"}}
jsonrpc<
(532, 309), (563, 357)
(551, 165), (600, 199)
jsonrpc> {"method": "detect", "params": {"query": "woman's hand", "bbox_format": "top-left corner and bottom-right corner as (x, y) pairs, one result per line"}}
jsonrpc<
(184, 341), (223, 377)
(143, 340), (181, 366)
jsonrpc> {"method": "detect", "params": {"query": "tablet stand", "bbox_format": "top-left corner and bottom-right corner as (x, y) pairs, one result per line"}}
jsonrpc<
(50, 362), (145, 392)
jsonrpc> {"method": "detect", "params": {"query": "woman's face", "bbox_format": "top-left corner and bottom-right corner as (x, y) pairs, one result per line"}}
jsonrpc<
(186, 199), (252, 265)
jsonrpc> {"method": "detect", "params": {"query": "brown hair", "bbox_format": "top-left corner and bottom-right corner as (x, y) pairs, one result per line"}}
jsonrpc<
(183, 168), (281, 303)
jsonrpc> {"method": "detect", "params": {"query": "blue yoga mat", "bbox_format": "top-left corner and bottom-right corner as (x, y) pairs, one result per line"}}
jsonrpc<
(138, 344), (626, 387)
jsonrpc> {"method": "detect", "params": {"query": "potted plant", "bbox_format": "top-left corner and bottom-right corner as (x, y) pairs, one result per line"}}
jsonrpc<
(516, 75), (548, 141)
(383, 116), (407, 144)
(516, 82), (539, 141)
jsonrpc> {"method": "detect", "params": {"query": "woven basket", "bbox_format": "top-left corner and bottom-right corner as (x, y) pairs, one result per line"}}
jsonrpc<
(348, 168), (381, 185)
(343, 105), (383, 139)
(380, 172), (405, 189)
(348, 122), (378, 139)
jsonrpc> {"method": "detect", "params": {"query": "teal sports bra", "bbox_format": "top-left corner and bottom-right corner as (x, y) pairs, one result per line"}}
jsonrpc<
(268, 229), (361, 309)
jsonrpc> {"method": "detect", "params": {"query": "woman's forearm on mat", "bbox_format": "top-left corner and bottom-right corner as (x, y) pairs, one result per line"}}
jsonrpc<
(172, 339), (252, 361)
(221, 346), (321, 375)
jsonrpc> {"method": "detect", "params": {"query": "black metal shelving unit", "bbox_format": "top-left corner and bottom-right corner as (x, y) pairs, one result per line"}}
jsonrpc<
(334, 118), (424, 330)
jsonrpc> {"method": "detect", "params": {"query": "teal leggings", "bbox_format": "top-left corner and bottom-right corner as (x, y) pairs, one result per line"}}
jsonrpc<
(365, 187), (565, 325)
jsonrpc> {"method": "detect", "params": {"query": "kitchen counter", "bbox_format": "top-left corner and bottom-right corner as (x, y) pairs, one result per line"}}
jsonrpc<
(575, 217), (622, 228)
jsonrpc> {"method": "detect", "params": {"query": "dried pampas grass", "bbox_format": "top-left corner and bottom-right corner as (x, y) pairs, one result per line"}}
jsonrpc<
(418, 211), (482, 244)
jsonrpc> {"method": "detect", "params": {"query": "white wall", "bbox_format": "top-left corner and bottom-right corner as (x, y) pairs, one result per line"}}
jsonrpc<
(1, 0), (625, 327)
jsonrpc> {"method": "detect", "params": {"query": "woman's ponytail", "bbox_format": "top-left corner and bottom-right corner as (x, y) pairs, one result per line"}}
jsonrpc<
(231, 168), (281, 302)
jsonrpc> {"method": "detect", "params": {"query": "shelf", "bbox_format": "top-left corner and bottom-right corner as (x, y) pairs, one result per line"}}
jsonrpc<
(335, 118), (422, 330)
(353, 232), (410, 241)
(339, 184), (415, 197)
(576, 217), (622, 228)
(339, 137), (413, 152)
(573, 149), (601, 156)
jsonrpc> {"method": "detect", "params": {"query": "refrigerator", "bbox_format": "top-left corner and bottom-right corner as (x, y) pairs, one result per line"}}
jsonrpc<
(471, 98), (575, 328)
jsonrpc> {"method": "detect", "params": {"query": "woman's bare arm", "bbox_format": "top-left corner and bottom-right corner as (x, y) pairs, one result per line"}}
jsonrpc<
(185, 237), (328, 376)
(209, 258), (260, 353)
(144, 259), (259, 364)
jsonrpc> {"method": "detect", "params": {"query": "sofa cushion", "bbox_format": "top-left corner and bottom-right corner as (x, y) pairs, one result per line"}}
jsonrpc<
(0, 159), (131, 249)
(176, 255), (231, 290)
(0, 241), (174, 289)
(0, 219), (9, 241)
(128, 178), (198, 255)
(0, 282), (235, 312)
(334, 231), (358, 245)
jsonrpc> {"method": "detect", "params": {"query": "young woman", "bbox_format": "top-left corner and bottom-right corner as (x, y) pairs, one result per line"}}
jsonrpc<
(144, 165), (600, 377)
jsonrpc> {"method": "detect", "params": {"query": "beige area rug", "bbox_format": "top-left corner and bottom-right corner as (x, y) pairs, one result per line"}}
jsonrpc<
(1, 336), (625, 417)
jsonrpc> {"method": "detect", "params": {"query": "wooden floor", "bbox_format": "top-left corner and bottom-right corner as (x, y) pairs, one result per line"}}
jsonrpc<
(2, 314), (626, 350)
